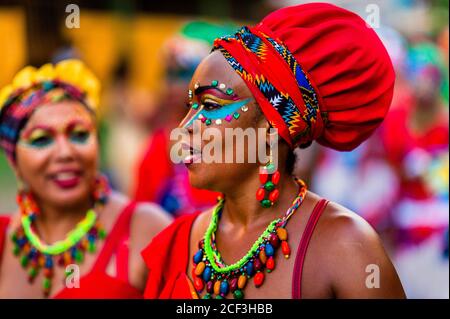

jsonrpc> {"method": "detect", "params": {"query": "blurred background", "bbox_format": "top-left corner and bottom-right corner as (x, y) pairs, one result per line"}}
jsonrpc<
(0, 0), (448, 298)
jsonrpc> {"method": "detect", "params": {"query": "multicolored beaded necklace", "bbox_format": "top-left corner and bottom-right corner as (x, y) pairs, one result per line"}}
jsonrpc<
(11, 176), (110, 297)
(192, 178), (307, 299)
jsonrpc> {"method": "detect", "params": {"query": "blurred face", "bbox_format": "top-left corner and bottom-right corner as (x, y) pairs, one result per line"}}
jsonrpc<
(15, 100), (98, 209)
(178, 51), (272, 193)
(163, 63), (197, 122)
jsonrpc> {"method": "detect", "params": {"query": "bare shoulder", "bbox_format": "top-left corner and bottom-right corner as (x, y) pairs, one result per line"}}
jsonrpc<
(314, 200), (405, 298)
(317, 200), (381, 247)
(127, 201), (172, 291)
(130, 202), (173, 240)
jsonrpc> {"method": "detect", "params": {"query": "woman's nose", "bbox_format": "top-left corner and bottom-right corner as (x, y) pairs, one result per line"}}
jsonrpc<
(179, 104), (204, 131)
(54, 136), (75, 161)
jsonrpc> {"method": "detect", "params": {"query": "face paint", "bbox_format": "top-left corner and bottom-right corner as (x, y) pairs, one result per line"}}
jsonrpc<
(183, 98), (250, 128)
(181, 80), (251, 128)
(18, 121), (94, 149)
(194, 82), (238, 100)
(20, 127), (56, 149)
(67, 122), (93, 145)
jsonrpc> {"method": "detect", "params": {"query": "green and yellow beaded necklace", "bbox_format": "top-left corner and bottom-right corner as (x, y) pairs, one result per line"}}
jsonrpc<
(191, 178), (307, 299)
(11, 176), (109, 297)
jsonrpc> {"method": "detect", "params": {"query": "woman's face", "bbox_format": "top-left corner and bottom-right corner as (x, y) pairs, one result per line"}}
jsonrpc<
(178, 51), (271, 193)
(15, 100), (99, 209)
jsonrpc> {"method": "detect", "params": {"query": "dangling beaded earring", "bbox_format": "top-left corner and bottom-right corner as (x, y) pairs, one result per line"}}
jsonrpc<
(256, 134), (280, 208)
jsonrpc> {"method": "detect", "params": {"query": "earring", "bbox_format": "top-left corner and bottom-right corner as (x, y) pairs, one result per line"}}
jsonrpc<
(256, 137), (280, 208)
(16, 181), (39, 219)
(92, 174), (111, 206)
(17, 178), (25, 192)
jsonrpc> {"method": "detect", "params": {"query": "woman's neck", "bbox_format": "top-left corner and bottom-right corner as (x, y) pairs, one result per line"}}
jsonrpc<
(220, 169), (299, 228)
(33, 199), (92, 244)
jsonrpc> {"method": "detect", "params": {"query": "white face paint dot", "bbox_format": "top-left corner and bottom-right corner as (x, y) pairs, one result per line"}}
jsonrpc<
(219, 83), (226, 90)
(194, 82), (200, 89)
(241, 105), (248, 112)
(215, 119), (222, 125)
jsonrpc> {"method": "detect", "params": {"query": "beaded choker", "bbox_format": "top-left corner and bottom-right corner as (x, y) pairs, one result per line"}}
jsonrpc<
(11, 176), (109, 297)
(191, 178), (307, 299)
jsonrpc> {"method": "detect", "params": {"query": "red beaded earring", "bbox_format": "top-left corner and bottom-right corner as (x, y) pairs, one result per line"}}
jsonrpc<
(256, 134), (280, 208)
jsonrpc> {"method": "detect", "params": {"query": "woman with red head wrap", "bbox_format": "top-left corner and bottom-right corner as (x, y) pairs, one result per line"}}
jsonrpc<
(142, 3), (405, 298)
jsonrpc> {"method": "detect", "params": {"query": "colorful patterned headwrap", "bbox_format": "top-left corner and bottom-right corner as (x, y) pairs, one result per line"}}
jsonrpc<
(0, 59), (100, 162)
(213, 3), (395, 151)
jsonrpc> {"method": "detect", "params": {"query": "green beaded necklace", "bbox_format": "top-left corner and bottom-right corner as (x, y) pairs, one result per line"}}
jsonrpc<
(21, 209), (98, 255)
(11, 176), (109, 297)
(191, 178), (307, 299)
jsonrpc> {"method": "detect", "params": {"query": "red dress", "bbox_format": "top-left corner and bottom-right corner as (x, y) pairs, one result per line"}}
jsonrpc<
(141, 199), (329, 299)
(0, 202), (142, 299)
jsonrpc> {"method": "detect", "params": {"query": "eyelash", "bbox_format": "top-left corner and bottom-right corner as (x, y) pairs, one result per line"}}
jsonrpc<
(25, 129), (91, 148)
(186, 100), (222, 112)
(69, 130), (90, 144)
(29, 135), (53, 148)
(203, 101), (221, 111)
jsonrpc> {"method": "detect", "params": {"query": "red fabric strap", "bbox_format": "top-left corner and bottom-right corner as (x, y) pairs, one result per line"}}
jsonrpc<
(0, 216), (11, 266)
(292, 198), (329, 299)
(91, 202), (137, 278)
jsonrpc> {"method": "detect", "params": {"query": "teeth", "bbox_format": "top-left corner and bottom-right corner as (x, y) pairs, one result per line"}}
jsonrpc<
(55, 172), (76, 180)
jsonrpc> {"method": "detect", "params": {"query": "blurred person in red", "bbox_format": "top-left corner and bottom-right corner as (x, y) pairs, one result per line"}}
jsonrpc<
(133, 21), (236, 217)
(380, 42), (449, 247)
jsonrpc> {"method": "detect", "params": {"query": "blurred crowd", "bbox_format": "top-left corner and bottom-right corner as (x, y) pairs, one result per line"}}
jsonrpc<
(310, 29), (449, 298)
(0, 0), (448, 298)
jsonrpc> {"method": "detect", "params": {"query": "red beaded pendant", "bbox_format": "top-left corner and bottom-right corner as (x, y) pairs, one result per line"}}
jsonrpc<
(256, 188), (265, 201)
(254, 272), (265, 287)
(194, 277), (204, 292)
(266, 257), (275, 272)
(281, 240), (291, 258)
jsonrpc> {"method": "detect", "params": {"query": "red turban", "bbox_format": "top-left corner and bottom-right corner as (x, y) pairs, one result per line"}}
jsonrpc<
(214, 3), (395, 151)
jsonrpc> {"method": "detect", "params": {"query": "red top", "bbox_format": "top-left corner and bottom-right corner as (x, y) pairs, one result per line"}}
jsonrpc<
(141, 198), (329, 299)
(0, 202), (142, 299)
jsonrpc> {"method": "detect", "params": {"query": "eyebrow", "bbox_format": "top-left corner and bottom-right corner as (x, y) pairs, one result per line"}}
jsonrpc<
(65, 120), (93, 132)
(21, 125), (55, 139)
(194, 85), (239, 101)
(21, 120), (93, 139)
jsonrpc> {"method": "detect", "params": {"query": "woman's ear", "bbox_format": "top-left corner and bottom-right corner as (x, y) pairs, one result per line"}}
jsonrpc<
(11, 161), (26, 191)
(15, 173), (27, 192)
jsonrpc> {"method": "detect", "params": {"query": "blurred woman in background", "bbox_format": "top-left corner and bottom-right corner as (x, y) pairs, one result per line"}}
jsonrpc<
(0, 60), (171, 298)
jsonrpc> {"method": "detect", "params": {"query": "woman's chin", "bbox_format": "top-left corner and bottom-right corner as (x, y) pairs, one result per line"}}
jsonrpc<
(46, 186), (90, 209)
(187, 171), (214, 191)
